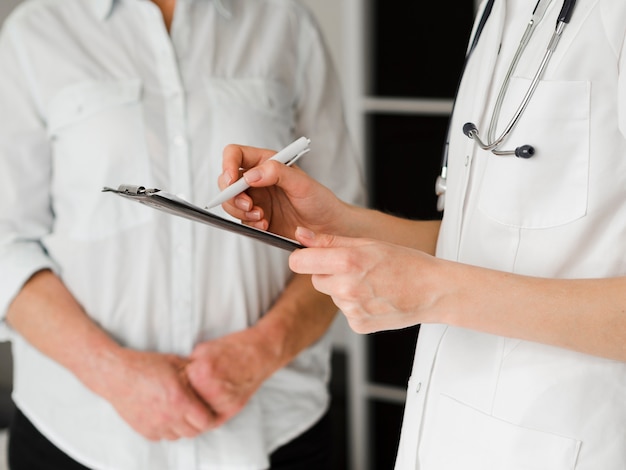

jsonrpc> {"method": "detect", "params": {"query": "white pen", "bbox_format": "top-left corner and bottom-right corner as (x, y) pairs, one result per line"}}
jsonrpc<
(205, 136), (311, 209)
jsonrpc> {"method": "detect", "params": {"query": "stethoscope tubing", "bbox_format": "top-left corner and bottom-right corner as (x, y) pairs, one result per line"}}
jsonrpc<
(466, 0), (574, 156)
(436, 0), (577, 211)
(559, 0), (577, 23)
(467, 21), (564, 156)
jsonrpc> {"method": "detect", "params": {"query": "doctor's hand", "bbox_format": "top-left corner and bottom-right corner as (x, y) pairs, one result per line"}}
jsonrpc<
(218, 143), (349, 238)
(289, 228), (446, 333)
(185, 327), (281, 428)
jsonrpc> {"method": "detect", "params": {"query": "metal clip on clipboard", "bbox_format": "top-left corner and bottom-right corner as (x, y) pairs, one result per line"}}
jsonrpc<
(102, 185), (303, 252)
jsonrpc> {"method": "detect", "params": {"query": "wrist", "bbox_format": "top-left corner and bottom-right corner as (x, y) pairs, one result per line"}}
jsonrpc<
(330, 201), (366, 238)
(73, 337), (127, 399)
(248, 317), (291, 372)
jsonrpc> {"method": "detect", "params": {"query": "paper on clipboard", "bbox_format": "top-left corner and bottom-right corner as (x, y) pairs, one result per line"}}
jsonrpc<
(102, 184), (302, 252)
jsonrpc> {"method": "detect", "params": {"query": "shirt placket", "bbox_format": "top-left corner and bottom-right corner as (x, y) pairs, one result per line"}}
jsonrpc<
(146, 3), (197, 468)
(149, 6), (194, 347)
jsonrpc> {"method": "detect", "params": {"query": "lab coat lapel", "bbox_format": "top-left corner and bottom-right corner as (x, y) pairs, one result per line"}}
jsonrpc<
(460, 0), (505, 132)
(547, 0), (602, 71)
(437, 0), (504, 262)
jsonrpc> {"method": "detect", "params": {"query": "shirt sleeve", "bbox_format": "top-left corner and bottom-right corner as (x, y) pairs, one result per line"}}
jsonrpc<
(0, 19), (60, 328)
(290, 5), (367, 207)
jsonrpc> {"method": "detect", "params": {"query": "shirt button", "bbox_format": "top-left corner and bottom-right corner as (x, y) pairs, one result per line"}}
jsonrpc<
(173, 135), (186, 147)
(464, 155), (470, 167)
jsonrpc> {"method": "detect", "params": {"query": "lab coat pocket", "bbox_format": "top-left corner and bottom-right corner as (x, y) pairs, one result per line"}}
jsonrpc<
(421, 394), (581, 470)
(478, 78), (590, 228)
(204, 78), (294, 146)
(46, 78), (153, 241)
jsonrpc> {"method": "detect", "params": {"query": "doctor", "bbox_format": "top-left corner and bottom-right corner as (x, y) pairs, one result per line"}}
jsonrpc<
(218, 0), (626, 468)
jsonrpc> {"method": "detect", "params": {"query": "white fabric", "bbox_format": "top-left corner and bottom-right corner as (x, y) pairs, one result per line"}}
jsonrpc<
(396, 0), (626, 469)
(0, 0), (365, 469)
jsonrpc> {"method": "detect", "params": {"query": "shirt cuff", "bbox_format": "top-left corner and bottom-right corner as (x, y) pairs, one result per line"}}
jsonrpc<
(0, 242), (60, 333)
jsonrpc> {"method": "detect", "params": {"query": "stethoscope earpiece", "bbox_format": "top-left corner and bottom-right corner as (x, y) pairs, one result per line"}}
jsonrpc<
(514, 145), (535, 159)
(463, 122), (478, 138)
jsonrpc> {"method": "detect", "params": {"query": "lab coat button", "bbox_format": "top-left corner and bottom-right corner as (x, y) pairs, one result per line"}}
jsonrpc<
(464, 155), (470, 167)
(415, 382), (422, 393)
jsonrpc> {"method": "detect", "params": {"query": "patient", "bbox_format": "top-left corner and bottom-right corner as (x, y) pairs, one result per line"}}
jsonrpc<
(0, 0), (364, 468)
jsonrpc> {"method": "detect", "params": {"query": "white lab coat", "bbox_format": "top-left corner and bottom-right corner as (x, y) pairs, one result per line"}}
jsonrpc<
(395, 0), (626, 469)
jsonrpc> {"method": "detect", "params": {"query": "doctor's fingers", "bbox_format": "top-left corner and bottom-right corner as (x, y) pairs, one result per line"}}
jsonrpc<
(241, 159), (316, 204)
(291, 251), (376, 300)
(289, 234), (380, 276)
(217, 191), (267, 230)
(220, 144), (277, 187)
(306, 277), (410, 334)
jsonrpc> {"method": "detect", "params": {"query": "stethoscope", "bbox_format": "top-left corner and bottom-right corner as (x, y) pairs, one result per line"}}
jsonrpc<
(435, 0), (577, 211)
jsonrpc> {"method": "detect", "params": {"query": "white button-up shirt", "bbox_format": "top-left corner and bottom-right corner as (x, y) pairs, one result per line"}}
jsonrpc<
(0, 0), (365, 468)
(396, 0), (626, 469)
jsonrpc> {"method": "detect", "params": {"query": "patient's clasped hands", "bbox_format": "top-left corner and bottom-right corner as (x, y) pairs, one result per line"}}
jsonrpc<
(97, 327), (278, 441)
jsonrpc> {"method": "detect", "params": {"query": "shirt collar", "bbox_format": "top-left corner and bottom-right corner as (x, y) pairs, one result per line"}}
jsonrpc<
(89, 0), (232, 21)
(213, 0), (232, 19)
(90, 0), (115, 21)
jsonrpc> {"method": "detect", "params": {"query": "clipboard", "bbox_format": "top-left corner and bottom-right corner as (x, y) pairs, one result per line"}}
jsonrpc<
(102, 184), (302, 252)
